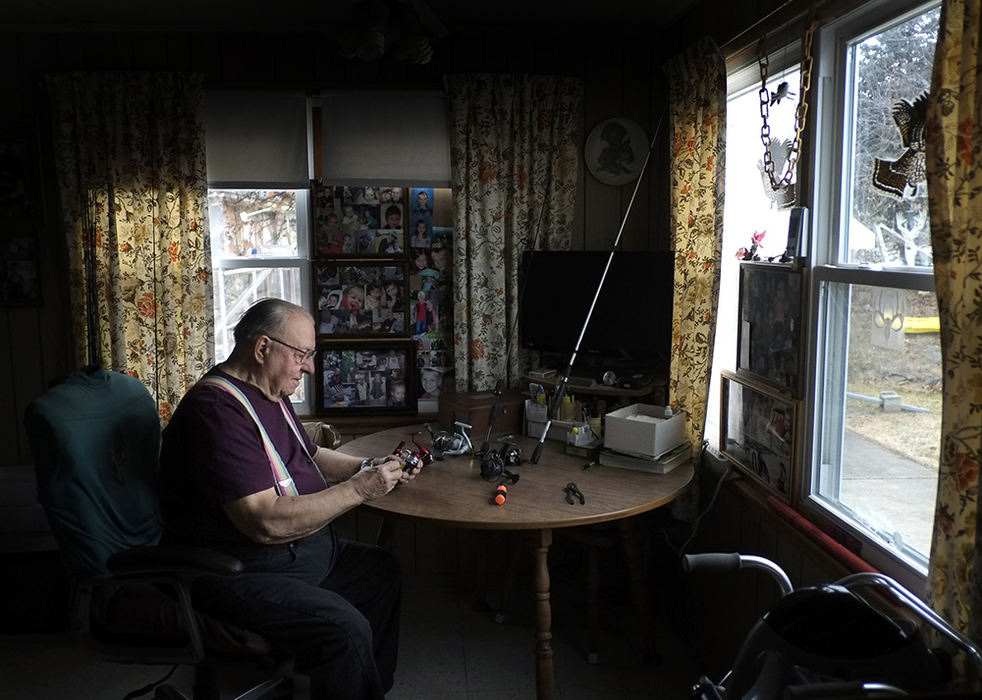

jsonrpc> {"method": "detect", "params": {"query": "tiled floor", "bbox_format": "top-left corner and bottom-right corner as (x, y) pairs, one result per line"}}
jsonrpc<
(0, 566), (703, 699)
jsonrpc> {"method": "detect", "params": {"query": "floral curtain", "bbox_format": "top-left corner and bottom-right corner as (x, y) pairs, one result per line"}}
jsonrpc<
(445, 74), (582, 391)
(924, 0), (982, 671)
(664, 39), (727, 445)
(47, 72), (213, 423)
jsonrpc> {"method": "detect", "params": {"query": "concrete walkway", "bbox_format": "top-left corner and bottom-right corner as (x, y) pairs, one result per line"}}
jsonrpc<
(839, 429), (937, 556)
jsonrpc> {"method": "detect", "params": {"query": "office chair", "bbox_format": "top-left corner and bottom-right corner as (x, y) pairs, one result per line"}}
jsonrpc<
(24, 366), (292, 700)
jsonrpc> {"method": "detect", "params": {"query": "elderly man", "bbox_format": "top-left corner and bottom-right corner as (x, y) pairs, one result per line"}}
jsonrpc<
(159, 298), (414, 699)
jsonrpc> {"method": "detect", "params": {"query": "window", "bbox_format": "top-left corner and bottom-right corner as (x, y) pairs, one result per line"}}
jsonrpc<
(706, 61), (797, 448)
(208, 188), (311, 363)
(204, 92), (313, 412)
(809, 0), (940, 575)
(712, 0), (941, 582)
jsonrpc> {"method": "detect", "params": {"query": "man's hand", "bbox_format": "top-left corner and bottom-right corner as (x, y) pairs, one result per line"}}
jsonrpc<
(351, 456), (412, 500)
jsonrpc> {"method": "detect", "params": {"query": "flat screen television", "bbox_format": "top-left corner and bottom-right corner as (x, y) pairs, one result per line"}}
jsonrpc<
(519, 250), (674, 367)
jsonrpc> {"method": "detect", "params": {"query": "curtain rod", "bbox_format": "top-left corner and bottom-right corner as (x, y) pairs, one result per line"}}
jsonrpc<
(720, 0), (798, 50)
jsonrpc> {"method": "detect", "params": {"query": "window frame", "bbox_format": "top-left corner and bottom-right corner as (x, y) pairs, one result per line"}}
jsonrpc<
(801, 0), (940, 588)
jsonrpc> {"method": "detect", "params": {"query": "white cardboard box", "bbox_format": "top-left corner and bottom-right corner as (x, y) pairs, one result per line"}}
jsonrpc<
(603, 404), (686, 459)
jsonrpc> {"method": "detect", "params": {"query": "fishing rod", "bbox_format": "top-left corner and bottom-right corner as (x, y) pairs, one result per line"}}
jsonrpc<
(530, 111), (665, 464)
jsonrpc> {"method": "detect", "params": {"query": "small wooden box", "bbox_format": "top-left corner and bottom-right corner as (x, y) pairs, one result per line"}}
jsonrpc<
(437, 390), (524, 439)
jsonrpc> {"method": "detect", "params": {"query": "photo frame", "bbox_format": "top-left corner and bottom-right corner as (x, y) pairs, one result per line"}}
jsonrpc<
(318, 341), (415, 413)
(315, 262), (408, 337)
(737, 261), (805, 396)
(312, 181), (407, 258)
(720, 369), (797, 501)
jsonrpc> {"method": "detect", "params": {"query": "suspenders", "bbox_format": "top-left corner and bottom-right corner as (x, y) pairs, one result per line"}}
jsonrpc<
(199, 376), (315, 497)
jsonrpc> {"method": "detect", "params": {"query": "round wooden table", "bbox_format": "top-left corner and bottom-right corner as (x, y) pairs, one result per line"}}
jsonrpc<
(339, 425), (694, 700)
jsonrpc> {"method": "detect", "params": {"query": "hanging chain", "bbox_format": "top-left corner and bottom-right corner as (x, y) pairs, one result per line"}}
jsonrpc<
(759, 16), (817, 191)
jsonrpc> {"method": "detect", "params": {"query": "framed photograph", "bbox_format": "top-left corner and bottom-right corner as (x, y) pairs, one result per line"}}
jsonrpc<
(318, 341), (415, 413)
(737, 261), (805, 396)
(315, 262), (407, 337)
(312, 181), (406, 258)
(720, 370), (797, 500)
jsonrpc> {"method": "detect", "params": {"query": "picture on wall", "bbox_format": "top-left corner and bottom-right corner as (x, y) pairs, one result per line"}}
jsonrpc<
(315, 262), (407, 337)
(408, 208), (453, 411)
(1, 137), (42, 305)
(720, 369), (797, 501)
(319, 342), (415, 412)
(313, 181), (406, 257)
(737, 261), (805, 396)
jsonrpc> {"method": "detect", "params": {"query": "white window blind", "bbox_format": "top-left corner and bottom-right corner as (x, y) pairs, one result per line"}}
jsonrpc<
(320, 90), (450, 187)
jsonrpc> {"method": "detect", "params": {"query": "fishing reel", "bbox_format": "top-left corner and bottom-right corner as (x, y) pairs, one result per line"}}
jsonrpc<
(410, 433), (435, 466)
(500, 440), (523, 467)
(424, 420), (473, 458)
(480, 441), (521, 484)
(392, 440), (423, 474)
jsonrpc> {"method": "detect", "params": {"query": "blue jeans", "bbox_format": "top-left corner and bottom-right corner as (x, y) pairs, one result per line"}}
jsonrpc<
(191, 529), (401, 700)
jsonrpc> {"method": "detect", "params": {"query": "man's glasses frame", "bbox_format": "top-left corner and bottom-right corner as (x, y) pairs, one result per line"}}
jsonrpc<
(267, 335), (317, 363)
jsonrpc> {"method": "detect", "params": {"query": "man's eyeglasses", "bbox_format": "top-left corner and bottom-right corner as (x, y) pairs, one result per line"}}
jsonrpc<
(267, 336), (317, 363)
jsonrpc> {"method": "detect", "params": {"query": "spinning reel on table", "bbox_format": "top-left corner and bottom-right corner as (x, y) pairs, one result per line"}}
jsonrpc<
(424, 420), (473, 458)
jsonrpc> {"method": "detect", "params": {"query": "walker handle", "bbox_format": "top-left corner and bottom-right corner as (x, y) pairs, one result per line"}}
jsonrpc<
(682, 552), (742, 573)
(683, 553), (793, 596)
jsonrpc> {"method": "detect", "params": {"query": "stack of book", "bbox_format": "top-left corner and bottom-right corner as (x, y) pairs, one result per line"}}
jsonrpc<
(598, 442), (692, 474)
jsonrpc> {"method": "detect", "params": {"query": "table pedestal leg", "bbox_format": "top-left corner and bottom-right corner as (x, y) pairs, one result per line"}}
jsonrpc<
(618, 518), (659, 664)
(533, 527), (554, 700)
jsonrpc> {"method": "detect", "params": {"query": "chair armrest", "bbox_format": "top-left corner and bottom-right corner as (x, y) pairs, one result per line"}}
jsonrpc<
(303, 420), (342, 449)
(107, 545), (244, 578)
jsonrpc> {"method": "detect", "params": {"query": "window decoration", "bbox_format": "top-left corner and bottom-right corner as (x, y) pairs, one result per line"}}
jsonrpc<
(756, 16), (817, 208)
(870, 92), (929, 198)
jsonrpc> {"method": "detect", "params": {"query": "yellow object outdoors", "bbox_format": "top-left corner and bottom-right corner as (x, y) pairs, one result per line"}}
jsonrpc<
(904, 316), (940, 334)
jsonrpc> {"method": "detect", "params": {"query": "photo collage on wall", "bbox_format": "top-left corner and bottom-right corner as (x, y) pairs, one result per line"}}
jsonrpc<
(320, 345), (413, 411)
(315, 263), (406, 336)
(311, 181), (454, 413)
(314, 183), (405, 257)
(407, 187), (454, 410)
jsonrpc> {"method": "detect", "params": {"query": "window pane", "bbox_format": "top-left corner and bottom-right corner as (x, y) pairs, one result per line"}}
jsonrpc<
(209, 189), (300, 258)
(817, 281), (940, 561)
(212, 267), (303, 363)
(844, 6), (939, 267)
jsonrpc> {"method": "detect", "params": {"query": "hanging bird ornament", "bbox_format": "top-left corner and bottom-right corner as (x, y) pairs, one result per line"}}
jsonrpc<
(871, 92), (929, 198)
(769, 81), (796, 106)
